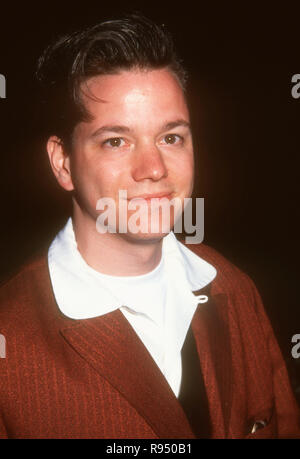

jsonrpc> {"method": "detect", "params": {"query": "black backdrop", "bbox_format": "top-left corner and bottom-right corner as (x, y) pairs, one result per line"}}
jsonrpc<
(0, 1), (299, 402)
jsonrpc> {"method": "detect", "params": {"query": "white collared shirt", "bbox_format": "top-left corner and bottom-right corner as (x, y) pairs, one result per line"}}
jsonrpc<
(48, 218), (217, 396)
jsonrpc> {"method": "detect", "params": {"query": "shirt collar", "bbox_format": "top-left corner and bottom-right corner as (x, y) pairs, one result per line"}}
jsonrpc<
(48, 218), (217, 320)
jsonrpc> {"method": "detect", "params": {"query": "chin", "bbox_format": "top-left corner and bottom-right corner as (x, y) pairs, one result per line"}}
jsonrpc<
(119, 229), (171, 245)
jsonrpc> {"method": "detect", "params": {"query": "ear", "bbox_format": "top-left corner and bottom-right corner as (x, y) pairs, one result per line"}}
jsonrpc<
(47, 136), (74, 191)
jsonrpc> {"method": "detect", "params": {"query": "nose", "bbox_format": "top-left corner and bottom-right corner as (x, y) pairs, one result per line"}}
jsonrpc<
(131, 145), (168, 182)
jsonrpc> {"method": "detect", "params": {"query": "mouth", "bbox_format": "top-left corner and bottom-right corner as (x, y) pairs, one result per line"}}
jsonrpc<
(128, 192), (174, 202)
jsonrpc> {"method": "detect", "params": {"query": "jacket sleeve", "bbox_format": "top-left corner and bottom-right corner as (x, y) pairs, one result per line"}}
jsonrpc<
(0, 411), (8, 439)
(248, 277), (300, 438)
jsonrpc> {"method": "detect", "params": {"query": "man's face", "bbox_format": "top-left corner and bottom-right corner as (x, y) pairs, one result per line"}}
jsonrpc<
(62, 68), (194, 241)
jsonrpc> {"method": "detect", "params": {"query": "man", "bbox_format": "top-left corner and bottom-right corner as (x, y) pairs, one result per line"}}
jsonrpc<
(0, 14), (299, 439)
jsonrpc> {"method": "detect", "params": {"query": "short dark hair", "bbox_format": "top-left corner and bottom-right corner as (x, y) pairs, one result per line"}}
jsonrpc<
(36, 13), (188, 151)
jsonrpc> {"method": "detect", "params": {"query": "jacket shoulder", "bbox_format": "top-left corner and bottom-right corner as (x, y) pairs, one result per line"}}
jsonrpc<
(0, 254), (50, 327)
(184, 241), (254, 294)
(184, 241), (238, 271)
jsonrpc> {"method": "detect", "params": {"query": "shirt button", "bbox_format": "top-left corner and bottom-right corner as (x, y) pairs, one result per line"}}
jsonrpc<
(196, 295), (209, 303)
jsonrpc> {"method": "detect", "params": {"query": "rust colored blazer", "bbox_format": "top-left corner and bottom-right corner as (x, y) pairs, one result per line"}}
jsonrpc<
(0, 242), (299, 439)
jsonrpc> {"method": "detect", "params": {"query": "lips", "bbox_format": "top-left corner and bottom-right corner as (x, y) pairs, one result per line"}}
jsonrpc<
(128, 192), (174, 201)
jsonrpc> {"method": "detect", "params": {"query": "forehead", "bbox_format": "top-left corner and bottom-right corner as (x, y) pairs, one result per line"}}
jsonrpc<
(78, 68), (189, 128)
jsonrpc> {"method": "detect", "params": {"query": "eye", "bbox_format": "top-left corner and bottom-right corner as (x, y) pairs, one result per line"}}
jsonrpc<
(103, 137), (125, 148)
(162, 134), (183, 145)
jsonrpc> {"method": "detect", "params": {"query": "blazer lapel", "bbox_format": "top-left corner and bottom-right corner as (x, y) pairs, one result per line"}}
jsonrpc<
(191, 288), (233, 438)
(60, 309), (195, 439)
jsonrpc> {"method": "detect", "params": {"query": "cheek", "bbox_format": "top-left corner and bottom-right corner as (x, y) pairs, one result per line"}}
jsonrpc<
(71, 154), (122, 194)
(94, 161), (130, 196)
(180, 164), (194, 198)
(170, 155), (194, 188)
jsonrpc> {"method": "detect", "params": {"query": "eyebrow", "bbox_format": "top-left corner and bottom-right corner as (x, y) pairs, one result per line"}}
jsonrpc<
(90, 119), (191, 138)
(162, 119), (190, 131)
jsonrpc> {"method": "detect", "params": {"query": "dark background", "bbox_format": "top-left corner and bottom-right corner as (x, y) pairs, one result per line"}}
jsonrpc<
(0, 2), (299, 402)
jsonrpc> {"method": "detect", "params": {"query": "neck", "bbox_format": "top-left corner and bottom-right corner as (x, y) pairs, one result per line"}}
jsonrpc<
(72, 210), (164, 277)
